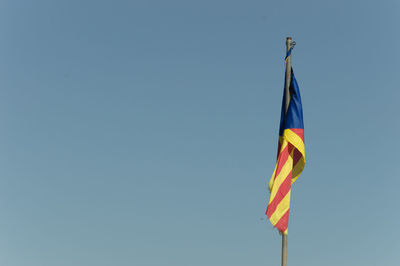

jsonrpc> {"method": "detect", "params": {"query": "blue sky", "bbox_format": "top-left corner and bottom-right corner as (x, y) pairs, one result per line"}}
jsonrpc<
(1, 0), (399, 265)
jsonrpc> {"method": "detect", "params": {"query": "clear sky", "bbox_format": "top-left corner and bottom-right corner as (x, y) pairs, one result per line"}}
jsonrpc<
(1, 0), (399, 265)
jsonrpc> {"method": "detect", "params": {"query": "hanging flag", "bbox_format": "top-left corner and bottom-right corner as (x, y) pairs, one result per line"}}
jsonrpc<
(266, 48), (305, 234)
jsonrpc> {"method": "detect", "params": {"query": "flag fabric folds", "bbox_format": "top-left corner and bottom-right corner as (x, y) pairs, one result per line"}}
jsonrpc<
(266, 49), (305, 234)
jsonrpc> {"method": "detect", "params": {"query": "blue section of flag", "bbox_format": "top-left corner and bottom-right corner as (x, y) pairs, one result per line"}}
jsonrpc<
(279, 68), (304, 136)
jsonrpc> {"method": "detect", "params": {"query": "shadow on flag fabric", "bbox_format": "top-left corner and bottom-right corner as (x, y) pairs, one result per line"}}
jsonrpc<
(266, 49), (305, 235)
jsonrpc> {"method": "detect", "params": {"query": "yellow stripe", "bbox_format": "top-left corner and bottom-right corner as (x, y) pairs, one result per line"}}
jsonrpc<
(283, 129), (305, 156)
(292, 157), (305, 184)
(268, 148), (293, 204)
(283, 129), (305, 184)
(269, 190), (291, 225)
(268, 140), (288, 191)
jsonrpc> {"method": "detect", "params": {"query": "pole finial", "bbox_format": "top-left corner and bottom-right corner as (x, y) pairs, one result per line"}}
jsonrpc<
(286, 37), (296, 50)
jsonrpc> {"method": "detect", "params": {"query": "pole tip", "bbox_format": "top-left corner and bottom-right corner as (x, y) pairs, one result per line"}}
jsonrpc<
(286, 37), (292, 40)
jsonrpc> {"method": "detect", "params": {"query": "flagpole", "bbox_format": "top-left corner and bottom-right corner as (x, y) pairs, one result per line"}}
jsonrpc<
(281, 36), (293, 266)
(284, 37), (292, 113)
(282, 232), (288, 266)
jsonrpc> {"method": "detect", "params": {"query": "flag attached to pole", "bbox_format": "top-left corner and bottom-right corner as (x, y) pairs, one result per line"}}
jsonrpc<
(266, 47), (305, 234)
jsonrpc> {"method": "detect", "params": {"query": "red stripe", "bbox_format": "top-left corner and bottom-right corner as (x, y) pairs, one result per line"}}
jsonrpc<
(293, 148), (302, 166)
(273, 145), (289, 180)
(273, 144), (294, 181)
(289, 128), (304, 142)
(266, 173), (292, 217)
(275, 209), (290, 232)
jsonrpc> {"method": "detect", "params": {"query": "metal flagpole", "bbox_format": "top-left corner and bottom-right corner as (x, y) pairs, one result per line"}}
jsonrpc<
(284, 37), (293, 114)
(282, 36), (295, 266)
(282, 232), (288, 266)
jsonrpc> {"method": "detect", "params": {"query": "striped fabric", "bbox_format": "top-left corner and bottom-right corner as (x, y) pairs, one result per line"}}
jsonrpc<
(266, 50), (305, 234)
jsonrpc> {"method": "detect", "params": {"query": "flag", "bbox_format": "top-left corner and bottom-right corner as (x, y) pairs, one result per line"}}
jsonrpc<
(266, 48), (305, 234)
